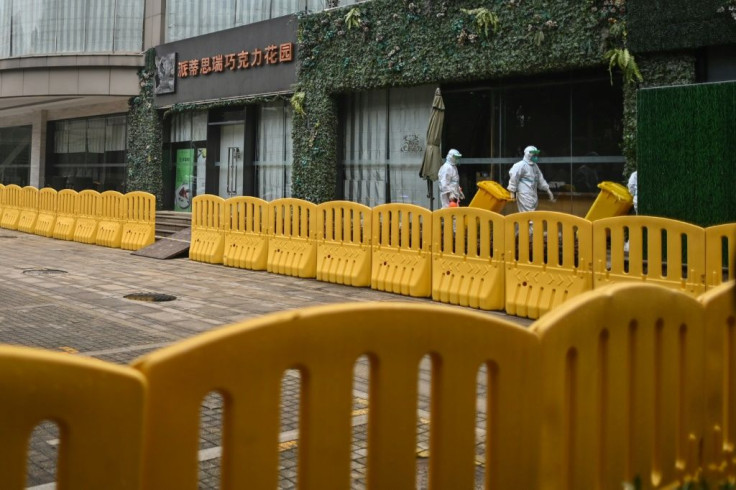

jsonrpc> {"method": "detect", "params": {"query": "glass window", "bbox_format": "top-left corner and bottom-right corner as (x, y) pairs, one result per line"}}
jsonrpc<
(0, 125), (32, 186)
(255, 100), (293, 201)
(0, 0), (143, 57)
(47, 115), (129, 192)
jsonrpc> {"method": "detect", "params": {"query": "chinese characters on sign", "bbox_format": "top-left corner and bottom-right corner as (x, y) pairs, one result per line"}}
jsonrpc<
(177, 42), (294, 79)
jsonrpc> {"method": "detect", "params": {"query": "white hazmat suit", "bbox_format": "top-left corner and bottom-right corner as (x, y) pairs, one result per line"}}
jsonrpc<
(438, 149), (463, 208)
(507, 146), (554, 212)
(627, 170), (638, 214)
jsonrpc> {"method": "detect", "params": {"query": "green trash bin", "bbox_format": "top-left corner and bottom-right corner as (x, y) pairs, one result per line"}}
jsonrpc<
(584, 181), (633, 221)
(469, 181), (511, 213)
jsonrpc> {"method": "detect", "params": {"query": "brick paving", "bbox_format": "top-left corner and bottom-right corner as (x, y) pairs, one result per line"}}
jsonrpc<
(0, 229), (531, 489)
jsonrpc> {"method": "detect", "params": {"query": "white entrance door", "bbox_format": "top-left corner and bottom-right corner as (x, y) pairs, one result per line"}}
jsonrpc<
(218, 124), (245, 198)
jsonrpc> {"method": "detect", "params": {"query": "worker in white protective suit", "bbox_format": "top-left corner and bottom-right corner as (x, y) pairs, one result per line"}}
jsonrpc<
(507, 146), (555, 212)
(627, 170), (638, 214)
(438, 149), (464, 208)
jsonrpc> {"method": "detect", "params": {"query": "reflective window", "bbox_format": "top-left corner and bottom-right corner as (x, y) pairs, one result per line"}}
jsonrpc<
(0, 0), (143, 58)
(0, 125), (31, 186)
(255, 100), (293, 201)
(166, 0), (364, 42)
(47, 115), (128, 192)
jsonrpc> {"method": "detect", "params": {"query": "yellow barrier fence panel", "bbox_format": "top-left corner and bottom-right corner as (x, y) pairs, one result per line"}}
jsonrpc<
(121, 191), (156, 251)
(532, 284), (706, 490)
(72, 189), (101, 244)
(223, 196), (270, 270)
(593, 216), (707, 298)
(432, 207), (506, 310)
(190, 194), (226, 264)
(34, 188), (58, 238)
(96, 190), (127, 248)
(17, 186), (39, 234)
(371, 203), (432, 298)
(0, 345), (145, 490)
(705, 224), (736, 289)
(52, 189), (79, 241)
(133, 303), (540, 490)
(0, 184), (22, 230)
(316, 200), (372, 287)
(505, 211), (593, 319)
(0, 183), (4, 218)
(699, 281), (736, 484)
(267, 198), (317, 278)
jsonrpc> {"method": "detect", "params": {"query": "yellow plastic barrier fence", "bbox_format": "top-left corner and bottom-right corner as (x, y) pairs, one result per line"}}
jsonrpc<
(96, 190), (127, 248)
(705, 224), (736, 289)
(532, 284), (706, 489)
(0, 183), (22, 230)
(52, 189), (79, 241)
(17, 186), (39, 233)
(699, 281), (736, 484)
(505, 211), (593, 319)
(432, 207), (506, 310)
(121, 191), (156, 251)
(190, 194), (226, 264)
(267, 198), (317, 278)
(593, 216), (706, 297)
(132, 303), (540, 490)
(0, 183), (4, 218)
(371, 203), (432, 297)
(34, 187), (58, 238)
(316, 200), (372, 287)
(223, 196), (270, 270)
(0, 345), (145, 490)
(73, 189), (101, 244)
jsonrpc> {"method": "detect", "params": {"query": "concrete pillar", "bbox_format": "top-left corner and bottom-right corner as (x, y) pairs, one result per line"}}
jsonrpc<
(29, 111), (47, 188)
(144, 0), (166, 49)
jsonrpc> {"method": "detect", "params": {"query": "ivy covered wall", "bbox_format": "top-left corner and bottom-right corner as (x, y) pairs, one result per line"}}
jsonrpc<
(127, 49), (164, 209)
(293, 0), (632, 202)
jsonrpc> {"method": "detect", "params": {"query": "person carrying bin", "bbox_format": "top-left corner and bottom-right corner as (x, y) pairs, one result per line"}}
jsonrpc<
(507, 145), (555, 212)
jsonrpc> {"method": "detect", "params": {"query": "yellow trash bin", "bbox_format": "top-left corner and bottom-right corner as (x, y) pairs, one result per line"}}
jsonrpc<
(584, 181), (633, 221)
(468, 180), (511, 213)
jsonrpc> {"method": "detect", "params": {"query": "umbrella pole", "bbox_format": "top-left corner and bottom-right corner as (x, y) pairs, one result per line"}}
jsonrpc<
(426, 178), (434, 211)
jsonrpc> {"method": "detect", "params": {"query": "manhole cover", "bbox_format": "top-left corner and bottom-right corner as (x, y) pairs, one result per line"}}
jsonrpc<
(124, 293), (177, 302)
(22, 268), (68, 275)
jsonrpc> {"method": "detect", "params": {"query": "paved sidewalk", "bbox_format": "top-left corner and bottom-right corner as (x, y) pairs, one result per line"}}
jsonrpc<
(0, 228), (531, 489)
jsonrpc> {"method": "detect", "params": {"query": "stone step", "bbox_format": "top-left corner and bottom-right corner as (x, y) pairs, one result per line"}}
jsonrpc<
(155, 211), (191, 238)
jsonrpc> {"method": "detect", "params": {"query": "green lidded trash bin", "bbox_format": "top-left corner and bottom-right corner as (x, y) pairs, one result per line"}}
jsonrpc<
(469, 181), (511, 213)
(584, 181), (633, 221)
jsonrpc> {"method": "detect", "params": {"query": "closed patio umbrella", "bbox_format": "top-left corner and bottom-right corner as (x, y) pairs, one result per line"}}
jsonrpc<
(419, 88), (445, 210)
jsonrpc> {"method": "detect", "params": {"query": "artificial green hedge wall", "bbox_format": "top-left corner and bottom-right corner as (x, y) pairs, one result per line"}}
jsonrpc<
(628, 0), (736, 53)
(127, 49), (164, 209)
(293, 0), (625, 202)
(637, 81), (736, 226)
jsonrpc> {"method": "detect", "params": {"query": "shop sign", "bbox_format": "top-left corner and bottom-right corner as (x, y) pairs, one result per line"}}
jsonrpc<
(176, 42), (293, 79)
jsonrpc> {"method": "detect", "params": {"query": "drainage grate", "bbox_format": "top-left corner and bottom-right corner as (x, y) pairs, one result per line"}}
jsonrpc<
(22, 268), (68, 275)
(124, 293), (177, 302)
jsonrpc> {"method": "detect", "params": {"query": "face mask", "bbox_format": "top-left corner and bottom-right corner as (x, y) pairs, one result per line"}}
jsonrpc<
(531, 155), (539, 163)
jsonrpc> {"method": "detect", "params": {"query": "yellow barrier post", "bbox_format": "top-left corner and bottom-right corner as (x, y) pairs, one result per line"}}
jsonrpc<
(316, 200), (372, 287)
(505, 211), (593, 319)
(0, 184), (22, 230)
(705, 224), (736, 289)
(592, 216), (707, 297)
(267, 198), (317, 278)
(532, 284), (706, 489)
(132, 303), (540, 490)
(96, 190), (127, 248)
(17, 186), (39, 233)
(223, 196), (270, 270)
(0, 345), (146, 490)
(699, 281), (736, 485)
(432, 207), (506, 310)
(34, 188), (58, 238)
(371, 203), (432, 298)
(52, 189), (79, 240)
(73, 189), (101, 244)
(0, 183), (4, 219)
(190, 194), (226, 264)
(121, 191), (156, 251)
